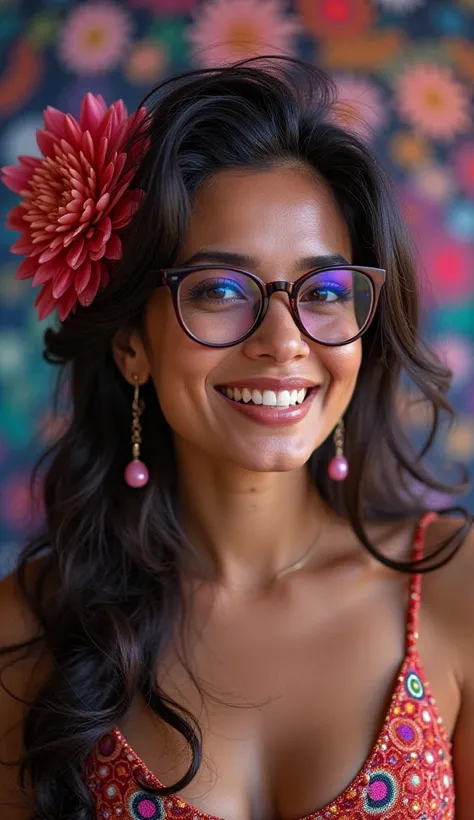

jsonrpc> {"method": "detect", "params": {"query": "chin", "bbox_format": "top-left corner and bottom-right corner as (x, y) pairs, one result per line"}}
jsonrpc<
(228, 442), (313, 474)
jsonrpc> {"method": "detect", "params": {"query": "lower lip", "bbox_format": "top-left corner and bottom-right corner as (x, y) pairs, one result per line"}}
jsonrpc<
(215, 388), (318, 426)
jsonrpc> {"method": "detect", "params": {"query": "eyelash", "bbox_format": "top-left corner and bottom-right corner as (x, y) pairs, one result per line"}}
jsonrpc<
(187, 278), (247, 299)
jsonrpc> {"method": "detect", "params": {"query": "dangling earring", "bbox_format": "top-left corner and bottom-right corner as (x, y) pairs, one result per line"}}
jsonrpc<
(328, 419), (349, 482)
(124, 375), (149, 488)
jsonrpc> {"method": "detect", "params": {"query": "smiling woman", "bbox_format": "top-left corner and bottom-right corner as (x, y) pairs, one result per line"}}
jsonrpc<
(0, 57), (473, 820)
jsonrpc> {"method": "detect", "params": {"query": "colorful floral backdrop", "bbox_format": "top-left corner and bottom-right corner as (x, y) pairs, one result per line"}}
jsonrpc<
(0, 0), (473, 574)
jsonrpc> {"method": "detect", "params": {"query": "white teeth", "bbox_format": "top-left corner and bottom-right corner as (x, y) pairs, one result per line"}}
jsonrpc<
(276, 390), (291, 407)
(220, 386), (309, 406)
(262, 390), (277, 406)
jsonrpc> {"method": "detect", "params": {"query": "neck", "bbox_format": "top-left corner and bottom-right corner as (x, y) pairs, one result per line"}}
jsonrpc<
(175, 440), (334, 589)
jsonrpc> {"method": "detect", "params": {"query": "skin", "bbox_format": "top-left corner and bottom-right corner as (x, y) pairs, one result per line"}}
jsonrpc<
(0, 165), (473, 819)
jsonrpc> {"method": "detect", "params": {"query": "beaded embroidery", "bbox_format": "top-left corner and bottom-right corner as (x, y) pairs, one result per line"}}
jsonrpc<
(85, 513), (455, 819)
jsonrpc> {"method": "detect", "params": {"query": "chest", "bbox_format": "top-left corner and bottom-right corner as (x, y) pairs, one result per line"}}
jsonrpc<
(113, 572), (458, 820)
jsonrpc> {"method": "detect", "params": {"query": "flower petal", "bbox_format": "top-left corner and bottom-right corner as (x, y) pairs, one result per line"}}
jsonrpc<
(79, 93), (107, 137)
(100, 159), (115, 190)
(43, 106), (68, 140)
(104, 233), (122, 260)
(17, 155), (43, 170)
(64, 114), (83, 150)
(74, 258), (92, 294)
(6, 205), (27, 231)
(15, 256), (39, 280)
(1, 164), (33, 194)
(38, 244), (63, 264)
(66, 238), (85, 269)
(62, 222), (87, 247)
(36, 128), (57, 158)
(110, 195), (138, 229)
(58, 287), (78, 321)
(77, 261), (101, 307)
(52, 268), (72, 299)
(89, 245), (106, 261)
(97, 216), (112, 244)
(32, 262), (59, 286)
(97, 108), (115, 145)
(34, 281), (56, 321)
(11, 236), (35, 255)
(82, 130), (95, 163)
(88, 230), (106, 254)
(96, 192), (110, 212)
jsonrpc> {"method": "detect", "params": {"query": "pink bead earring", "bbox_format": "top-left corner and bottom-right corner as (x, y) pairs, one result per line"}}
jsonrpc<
(328, 419), (349, 482)
(124, 375), (149, 488)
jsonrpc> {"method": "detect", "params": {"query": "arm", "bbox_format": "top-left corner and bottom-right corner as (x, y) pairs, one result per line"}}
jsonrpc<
(0, 567), (51, 819)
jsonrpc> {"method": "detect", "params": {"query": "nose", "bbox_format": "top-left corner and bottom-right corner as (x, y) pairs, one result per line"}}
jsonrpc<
(242, 291), (310, 364)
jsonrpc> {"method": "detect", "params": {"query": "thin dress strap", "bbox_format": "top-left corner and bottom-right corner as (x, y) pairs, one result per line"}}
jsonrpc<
(406, 511), (438, 655)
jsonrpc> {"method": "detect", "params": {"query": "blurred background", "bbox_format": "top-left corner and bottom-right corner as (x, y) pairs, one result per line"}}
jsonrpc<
(0, 0), (473, 575)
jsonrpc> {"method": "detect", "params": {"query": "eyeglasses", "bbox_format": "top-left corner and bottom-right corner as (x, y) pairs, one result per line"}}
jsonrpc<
(158, 265), (386, 348)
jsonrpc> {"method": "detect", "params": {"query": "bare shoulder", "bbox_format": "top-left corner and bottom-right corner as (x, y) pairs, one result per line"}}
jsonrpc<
(0, 558), (54, 819)
(422, 513), (474, 673)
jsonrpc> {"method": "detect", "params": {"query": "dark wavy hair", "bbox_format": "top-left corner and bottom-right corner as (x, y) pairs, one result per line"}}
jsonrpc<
(0, 57), (471, 819)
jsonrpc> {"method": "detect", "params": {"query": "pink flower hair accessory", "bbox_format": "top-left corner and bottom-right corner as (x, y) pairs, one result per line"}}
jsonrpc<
(1, 93), (147, 321)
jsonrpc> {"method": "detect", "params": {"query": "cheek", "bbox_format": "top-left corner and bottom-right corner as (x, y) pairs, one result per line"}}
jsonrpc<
(145, 293), (224, 429)
(320, 341), (362, 389)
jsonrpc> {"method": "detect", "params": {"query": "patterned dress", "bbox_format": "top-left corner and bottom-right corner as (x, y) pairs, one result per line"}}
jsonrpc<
(85, 513), (455, 819)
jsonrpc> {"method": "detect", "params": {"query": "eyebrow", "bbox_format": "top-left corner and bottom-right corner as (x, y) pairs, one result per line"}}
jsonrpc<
(180, 250), (350, 271)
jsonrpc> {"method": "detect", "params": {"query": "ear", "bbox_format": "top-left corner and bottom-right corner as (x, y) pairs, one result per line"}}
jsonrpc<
(111, 327), (150, 386)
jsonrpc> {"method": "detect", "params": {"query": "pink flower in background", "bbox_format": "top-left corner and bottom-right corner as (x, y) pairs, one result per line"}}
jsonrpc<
(331, 76), (387, 141)
(58, 2), (132, 75)
(412, 163), (455, 203)
(419, 236), (473, 303)
(125, 39), (168, 85)
(1, 93), (147, 321)
(395, 63), (470, 142)
(188, 0), (301, 68)
(452, 142), (474, 197)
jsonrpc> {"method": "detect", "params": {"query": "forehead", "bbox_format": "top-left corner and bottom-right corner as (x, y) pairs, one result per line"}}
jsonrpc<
(180, 165), (352, 267)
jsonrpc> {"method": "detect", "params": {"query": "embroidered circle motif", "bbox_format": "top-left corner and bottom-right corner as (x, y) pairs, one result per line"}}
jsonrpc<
(96, 732), (121, 763)
(363, 770), (398, 813)
(98, 735), (116, 757)
(403, 767), (426, 796)
(388, 717), (422, 752)
(405, 671), (425, 700)
(129, 791), (164, 820)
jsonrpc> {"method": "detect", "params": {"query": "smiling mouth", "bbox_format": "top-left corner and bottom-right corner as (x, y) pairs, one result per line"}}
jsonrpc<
(216, 386), (313, 408)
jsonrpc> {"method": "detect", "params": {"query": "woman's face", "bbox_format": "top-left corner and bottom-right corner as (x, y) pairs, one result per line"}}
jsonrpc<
(133, 165), (362, 472)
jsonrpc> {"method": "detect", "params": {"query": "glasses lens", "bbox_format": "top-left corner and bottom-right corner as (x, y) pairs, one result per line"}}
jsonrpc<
(178, 269), (262, 345)
(297, 269), (373, 343)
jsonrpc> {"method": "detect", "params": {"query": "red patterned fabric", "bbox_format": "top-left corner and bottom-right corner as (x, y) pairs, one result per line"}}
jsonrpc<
(85, 513), (455, 819)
